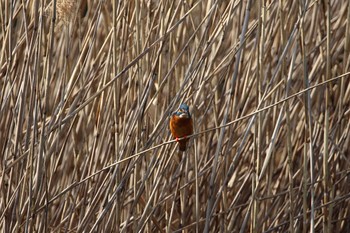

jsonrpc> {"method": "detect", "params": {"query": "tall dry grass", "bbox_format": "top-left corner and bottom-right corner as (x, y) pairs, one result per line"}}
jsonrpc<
(1, 0), (350, 232)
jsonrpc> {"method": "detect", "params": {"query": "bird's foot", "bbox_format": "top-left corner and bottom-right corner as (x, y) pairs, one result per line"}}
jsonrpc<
(176, 136), (187, 142)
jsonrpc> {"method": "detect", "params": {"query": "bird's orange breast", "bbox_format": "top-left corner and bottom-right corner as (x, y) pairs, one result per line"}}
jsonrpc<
(170, 115), (193, 151)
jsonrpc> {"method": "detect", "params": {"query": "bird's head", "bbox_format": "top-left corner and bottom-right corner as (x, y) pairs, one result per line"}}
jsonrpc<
(173, 103), (191, 119)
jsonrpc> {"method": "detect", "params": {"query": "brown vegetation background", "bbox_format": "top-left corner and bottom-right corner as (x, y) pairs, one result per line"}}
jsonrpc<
(1, 0), (350, 232)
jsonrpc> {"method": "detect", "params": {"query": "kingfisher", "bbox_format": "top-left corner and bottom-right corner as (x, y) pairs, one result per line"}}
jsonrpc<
(169, 103), (194, 151)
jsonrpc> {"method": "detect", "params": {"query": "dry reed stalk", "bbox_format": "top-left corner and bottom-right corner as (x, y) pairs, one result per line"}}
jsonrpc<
(323, 0), (331, 232)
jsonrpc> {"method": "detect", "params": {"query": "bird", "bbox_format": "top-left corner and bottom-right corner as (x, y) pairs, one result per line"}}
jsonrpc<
(169, 103), (193, 151)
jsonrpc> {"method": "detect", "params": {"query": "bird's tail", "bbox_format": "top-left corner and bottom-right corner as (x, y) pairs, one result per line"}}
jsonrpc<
(178, 141), (187, 151)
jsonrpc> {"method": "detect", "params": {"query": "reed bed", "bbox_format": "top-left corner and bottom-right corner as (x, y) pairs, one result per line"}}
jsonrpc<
(1, 0), (350, 232)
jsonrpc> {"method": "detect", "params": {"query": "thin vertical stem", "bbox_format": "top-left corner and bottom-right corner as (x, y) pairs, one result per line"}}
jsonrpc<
(323, 0), (331, 232)
(299, 1), (315, 232)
